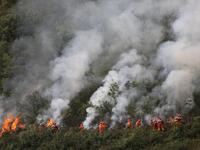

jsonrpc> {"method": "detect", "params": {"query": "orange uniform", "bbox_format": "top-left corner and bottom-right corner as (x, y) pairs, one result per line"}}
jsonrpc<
(98, 121), (107, 134)
(79, 123), (84, 131)
(168, 114), (183, 126)
(126, 119), (132, 128)
(157, 119), (165, 131)
(151, 117), (165, 131)
(135, 119), (142, 127)
(174, 114), (183, 126)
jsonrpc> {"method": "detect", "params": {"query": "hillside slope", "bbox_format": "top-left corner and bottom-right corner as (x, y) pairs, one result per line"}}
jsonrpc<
(1, 1), (200, 150)
(0, 117), (200, 150)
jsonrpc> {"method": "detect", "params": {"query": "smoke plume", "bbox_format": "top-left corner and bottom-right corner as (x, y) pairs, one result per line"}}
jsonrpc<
(1, 0), (200, 126)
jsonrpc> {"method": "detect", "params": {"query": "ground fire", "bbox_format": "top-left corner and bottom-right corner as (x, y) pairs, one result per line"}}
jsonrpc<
(0, 114), (25, 138)
(11, 115), (26, 132)
(45, 118), (59, 130)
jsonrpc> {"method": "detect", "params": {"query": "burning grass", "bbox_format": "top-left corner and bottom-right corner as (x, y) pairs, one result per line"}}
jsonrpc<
(0, 114), (25, 138)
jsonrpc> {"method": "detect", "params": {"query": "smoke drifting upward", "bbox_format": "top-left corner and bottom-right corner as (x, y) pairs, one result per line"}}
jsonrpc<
(1, 0), (200, 126)
(154, 0), (200, 118)
(83, 0), (200, 127)
(39, 30), (103, 123)
(83, 49), (155, 128)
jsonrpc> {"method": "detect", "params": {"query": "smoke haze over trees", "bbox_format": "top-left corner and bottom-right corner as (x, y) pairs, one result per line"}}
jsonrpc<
(1, 0), (200, 149)
(0, 0), (200, 129)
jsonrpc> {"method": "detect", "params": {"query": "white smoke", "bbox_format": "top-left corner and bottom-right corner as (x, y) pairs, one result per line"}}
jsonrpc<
(84, 0), (200, 127)
(1, 0), (200, 126)
(83, 107), (98, 129)
(83, 71), (119, 129)
(155, 0), (200, 117)
(41, 0), (169, 123)
(39, 30), (103, 123)
(84, 49), (155, 128)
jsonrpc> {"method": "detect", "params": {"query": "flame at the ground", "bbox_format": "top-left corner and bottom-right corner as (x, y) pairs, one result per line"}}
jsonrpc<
(11, 115), (26, 132)
(0, 114), (25, 138)
(46, 118), (57, 128)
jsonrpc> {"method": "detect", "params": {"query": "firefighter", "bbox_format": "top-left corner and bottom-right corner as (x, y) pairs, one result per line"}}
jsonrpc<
(168, 114), (183, 127)
(157, 118), (165, 131)
(79, 122), (84, 131)
(151, 117), (164, 131)
(151, 118), (158, 131)
(126, 119), (132, 128)
(174, 114), (183, 126)
(135, 119), (142, 128)
(98, 121), (107, 134)
(167, 117), (175, 125)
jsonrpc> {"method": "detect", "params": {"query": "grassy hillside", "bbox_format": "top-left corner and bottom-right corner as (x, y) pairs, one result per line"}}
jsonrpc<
(0, 116), (200, 150)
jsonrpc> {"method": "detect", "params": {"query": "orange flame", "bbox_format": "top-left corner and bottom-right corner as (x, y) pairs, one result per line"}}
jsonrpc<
(0, 114), (14, 137)
(46, 118), (56, 128)
(0, 114), (25, 138)
(11, 115), (26, 132)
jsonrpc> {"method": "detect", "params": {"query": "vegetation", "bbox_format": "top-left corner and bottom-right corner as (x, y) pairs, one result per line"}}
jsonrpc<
(1, 1), (200, 150)
(0, 117), (200, 150)
(0, 0), (17, 94)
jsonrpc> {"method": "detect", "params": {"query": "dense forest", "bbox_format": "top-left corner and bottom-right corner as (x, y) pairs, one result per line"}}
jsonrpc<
(1, 0), (200, 149)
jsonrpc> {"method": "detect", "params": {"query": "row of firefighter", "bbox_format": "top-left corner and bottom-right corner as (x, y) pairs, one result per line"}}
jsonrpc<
(79, 114), (184, 134)
(0, 113), (184, 138)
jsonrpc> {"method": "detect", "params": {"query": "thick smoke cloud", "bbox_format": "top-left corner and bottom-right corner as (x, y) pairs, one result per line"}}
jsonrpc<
(84, 0), (200, 127)
(38, 30), (103, 123)
(84, 49), (155, 128)
(1, 0), (199, 126)
(155, 0), (200, 118)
